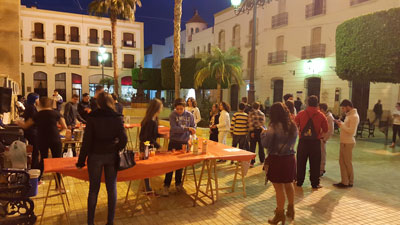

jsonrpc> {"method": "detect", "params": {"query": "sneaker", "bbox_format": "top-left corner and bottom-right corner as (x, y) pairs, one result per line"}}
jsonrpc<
(176, 184), (185, 193)
(161, 186), (169, 197)
(333, 183), (350, 188)
(312, 185), (322, 189)
(320, 170), (326, 177)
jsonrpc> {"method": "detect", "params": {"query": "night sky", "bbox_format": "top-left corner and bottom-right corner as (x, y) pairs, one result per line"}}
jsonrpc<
(21, 0), (231, 47)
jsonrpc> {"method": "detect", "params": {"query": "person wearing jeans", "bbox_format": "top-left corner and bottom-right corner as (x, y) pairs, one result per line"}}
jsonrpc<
(390, 103), (400, 148)
(163, 98), (196, 196)
(76, 92), (127, 225)
(248, 102), (266, 166)
(318, 103), (334, 177)
(334, 100), (359, 188)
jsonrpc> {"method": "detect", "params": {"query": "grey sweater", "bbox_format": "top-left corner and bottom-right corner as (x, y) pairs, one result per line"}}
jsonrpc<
(169, 110), (196, 144)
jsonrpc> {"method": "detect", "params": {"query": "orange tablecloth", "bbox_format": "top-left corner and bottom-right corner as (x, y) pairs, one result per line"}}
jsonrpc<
(44, 138), (255, 182)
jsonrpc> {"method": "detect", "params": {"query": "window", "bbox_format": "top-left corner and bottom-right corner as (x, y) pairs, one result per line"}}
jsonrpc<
(55, 25), (65, 41)
(33, 71), (47, 97)
(122, 33), (135, 47)
(311, 27), (322, 45)
(89, 29), (98, 44)
(191, 28), (194, 34)
(272, 0), (288, 29)
(55, 48), (66, 64)
(55, 73), (66, 100)
(247, 19), (259, 46)
(218, 30), (225, 51)
(268, 36), (287, 64)
(197, 46), (200, 54)
(195, 28), (199, 33)
(301, 27), (325, 59)
(124, 54), (135, 68)
(103, 30), (111, 45)
(278, 0), (286, 13)
(70, 49), (80, 65)
(90, 51), (99, 66)
(276, 35), (284, 51)
(104, 52), (112, 67)
(34, 46), (45, 63)
(70, 26), (79, 42)
(72, 73), (82, 99)
(247, 50), (257, 69)
(306, 0), (326, 18)
(232, 25), (240, 48)
(207, 43), (211, 53)
(34, 22), (44, 39)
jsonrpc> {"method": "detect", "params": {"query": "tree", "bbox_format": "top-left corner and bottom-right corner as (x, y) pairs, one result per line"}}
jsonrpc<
(336, 7), (400, 83)
(194, 47), (243, 102)
(131, 68), (162, 90)
(99, 77), (114, 91)
(88, 0), (142, 96)
(173, 0), (183, 99)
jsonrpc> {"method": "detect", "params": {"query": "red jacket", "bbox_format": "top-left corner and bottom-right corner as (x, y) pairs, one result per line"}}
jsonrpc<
(295, 107), (328, 139)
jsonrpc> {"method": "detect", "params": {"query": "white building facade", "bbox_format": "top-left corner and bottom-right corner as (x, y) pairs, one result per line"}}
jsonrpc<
(188, 0), (400, 117)
(20, 6), (144, 101)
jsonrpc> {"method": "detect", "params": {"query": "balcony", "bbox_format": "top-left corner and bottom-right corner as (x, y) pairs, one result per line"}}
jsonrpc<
(69, 35), (80, 43)
(103, 38), (112, 46)
(301, 44), (326, 59)
(54, 56), (66, 65)
(32, 31), (44, 40)
(272, 12), (288, 29)
(54, 33), (66, 42)
(350, 0), (370, 6)
(123, 61), (136, 69)
(89, 59), (99, 67)
(32, 55), (45, 64)
(305, 0), (326, 19)
(268, 51), (287, 64)
(245, 35), (259, 48)
(122, 40), (136, 48)
(88, 37), (99, 44)
(70, 57), (80, 66)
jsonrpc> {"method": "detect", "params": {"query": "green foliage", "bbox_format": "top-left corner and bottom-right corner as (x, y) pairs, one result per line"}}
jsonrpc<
(161, 58), (225, 90)
(336, 7), (400, 82)
(132, 68), (162, 90)
(194, 47), (243, 89)
(88, 0), (142, 20)
(99, 77), (114, 89)
(197, 96), (214, 128)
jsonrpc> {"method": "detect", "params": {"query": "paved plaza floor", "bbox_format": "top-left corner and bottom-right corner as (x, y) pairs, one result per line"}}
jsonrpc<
(34, 130), (400, 225)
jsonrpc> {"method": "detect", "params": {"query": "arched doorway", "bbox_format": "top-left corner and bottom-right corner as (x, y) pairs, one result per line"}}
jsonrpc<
(230, 84), (239, 111)
(72, 73), (82, 99)
(33, 71), (47, 97)
(272, 79), (283, 103)
(121, 76), (135, 101)
(89, 74), (113, 97)
(55, 73), (66, 100)
(306, 77), (321, 100)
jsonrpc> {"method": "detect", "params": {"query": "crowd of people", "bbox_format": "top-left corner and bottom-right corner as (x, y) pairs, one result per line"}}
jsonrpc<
(17, 87), (400, 225)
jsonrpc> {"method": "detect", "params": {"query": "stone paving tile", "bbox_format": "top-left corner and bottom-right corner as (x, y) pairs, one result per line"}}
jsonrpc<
(33, 130), (400, 224)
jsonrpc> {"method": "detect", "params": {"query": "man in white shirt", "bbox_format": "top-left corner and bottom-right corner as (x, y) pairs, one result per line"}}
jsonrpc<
(319, 103), (334, 177)
(52, 90), (63, 112)
(334, 100), (360, 188)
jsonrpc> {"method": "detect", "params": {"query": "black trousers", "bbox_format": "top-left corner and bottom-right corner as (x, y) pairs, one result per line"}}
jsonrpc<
(38, 140), (62, 183)
(164, 141), (185, 187)
(232, 134), (248, 150)
(296, 139), (321, 187)
(393, 125), (400, 143)
(210, 129), (218, 142)
(25, 133), (39, 169)
(250, 129), (265, 164)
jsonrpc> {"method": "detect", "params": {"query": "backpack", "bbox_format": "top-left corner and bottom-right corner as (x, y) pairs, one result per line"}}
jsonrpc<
(301, 111), (318, 140)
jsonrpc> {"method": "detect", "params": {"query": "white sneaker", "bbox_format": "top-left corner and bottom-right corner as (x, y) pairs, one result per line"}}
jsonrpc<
(161, 186), (169, 197)
(176, 184), (185, 193)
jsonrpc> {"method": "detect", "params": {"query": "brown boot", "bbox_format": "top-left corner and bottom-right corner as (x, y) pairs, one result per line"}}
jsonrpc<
(286, 204), (295, 220)
(268, 209), (286, 224)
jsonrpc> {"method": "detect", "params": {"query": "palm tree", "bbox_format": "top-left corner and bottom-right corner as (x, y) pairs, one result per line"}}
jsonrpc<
(194, 47), (244, 103)
(88, 0), (142, 96)
(173, 0), (183, 99)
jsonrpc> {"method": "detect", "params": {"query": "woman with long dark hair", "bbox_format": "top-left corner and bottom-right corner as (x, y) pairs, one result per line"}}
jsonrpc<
(139, 99), (163, 192)
(209, 103), (220, 142)
(261, 102), (297, 224)
(76, 92), (127, 225)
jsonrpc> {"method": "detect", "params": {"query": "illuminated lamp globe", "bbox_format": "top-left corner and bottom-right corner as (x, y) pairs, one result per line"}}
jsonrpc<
(231, 0), (242, 8)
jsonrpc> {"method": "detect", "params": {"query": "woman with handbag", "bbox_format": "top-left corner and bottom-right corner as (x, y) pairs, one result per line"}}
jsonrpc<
(76, 92), (127, 225)
(139, 99), (163, 193)
(261, 102), (298, 224)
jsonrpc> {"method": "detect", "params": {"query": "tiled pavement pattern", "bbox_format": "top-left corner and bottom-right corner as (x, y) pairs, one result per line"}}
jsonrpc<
(33, 125), (400, 225)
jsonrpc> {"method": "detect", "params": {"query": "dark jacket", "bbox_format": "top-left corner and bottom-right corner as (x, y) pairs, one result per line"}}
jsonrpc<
(89, 98), (99, 112)
(64, 102), (86, 127)
(78, 100), (90, 121)
(139, 119), (161, 150)
(115, 102), (124, 115)
(23, 104), (37, 137)
(373, 103), (383, 115)
(77, 109), (127, 167)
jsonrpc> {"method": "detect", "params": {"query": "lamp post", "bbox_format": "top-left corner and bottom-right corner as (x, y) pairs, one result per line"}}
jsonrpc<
(98, 45), (108, 80)
(231, 0), (272, 103)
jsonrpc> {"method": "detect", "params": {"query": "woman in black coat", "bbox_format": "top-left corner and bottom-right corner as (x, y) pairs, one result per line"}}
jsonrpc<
(76, 92), (127, 225)
(209, 103), (220, 142)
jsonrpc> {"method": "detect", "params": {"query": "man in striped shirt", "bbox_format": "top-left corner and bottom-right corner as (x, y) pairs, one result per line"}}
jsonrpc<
(231, 103), (249, 151)
(249, 102), (266, 166)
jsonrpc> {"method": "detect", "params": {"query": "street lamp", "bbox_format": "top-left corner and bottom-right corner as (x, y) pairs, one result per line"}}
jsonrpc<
(231, 0), (272, 103)
(98, 45), (108, 80)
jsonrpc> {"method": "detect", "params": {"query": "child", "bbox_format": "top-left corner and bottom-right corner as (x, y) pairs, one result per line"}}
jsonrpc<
(162, 98), (196, 196)
(139, 99), (164, 193)
(209, 103), (220, 142)
(186, 97), (201, 126)
(217, 102), (231, 145)
(231, 103), (249, 150)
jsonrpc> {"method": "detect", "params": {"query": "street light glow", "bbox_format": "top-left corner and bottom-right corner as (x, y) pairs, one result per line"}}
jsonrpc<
(99, 46), (106, 54)
(98, 55), (103, 63)
(231, 0), (242, 7)
(102, 53), (109, 61)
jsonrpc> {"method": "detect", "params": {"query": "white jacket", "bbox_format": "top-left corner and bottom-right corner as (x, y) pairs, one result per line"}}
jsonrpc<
(186, 107), (201, 125)
(340, 109), (360, 144)
(217, 110), (231, 132)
